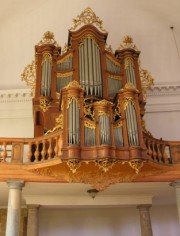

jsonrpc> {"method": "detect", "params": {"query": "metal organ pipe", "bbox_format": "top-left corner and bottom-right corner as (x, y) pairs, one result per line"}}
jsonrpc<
(79, 37), (102, 97)
(99, 115), (111, 145)
(125, 101), (139, 146)
(68, 99), (80, 145)
(41, 57), (52, 96)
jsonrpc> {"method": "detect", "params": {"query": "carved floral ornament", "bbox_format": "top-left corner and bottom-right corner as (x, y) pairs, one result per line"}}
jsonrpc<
(118, 35), (139, 51)
(70, 7), (107, 33)
(140, 67), (154, 101)
(21, 60), (36, 96)
(37, 31), (59, 47)
(30, 158), (148, 190)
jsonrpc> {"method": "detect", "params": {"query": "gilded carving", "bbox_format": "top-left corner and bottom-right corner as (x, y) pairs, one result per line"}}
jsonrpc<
(98, 111), (109, 116)
(140, 68), (154, 101)
(57, 72), (73, 78)
(42, 53), (52, 65)
(21, 60), (36, 96)
(65, 80), (82, 89)
(114, 120), (122, 129)
(124, 82), (136, 90)
(95, 159), (116, 172)
(123, 97), (134, 110)
(57, 53), (73, 64)
(37, 31), (59, 46)
(84, 100), (95, 121)
(67, 96), (80, 109)
(66, 159), (81, 174)
(125, 57), (134, 69)
(84, 120), (96, 129)
(108, 74), (121, 80)
(70, 7), (107, 33)
(94, 99), (113, 106)
(118, 35), (139, 51)
(123, 159), (145, 174)
(40, 98), (51, 112)
(45, 114), (63, 135)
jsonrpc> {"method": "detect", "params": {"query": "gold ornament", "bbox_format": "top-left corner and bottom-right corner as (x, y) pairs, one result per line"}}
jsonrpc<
(66, 159), (81, 174)
(70, 7), (107, 33)
(21, 60), (36, 96)
(40, 98), (51, 112)
(140, 68), (154, 101)
(118, 35), (139, 51)
(95, 159), (117, 173)
(37, 31), (59, 47)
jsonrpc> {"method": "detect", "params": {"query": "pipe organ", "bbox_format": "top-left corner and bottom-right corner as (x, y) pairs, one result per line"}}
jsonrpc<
(32, 7), (148, 160)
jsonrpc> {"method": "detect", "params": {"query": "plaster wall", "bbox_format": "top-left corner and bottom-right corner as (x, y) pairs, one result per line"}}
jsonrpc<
(38, 205), (180, 236)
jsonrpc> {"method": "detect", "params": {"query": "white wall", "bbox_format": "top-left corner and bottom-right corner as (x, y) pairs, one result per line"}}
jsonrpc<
(0, 0), (180, 90)
(39, 206), (180, 236)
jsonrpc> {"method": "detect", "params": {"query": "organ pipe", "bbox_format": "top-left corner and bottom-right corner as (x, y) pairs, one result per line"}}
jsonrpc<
(79, 37), (102, 96)
(41, 55), (52, 96)
(68, 98), (80, 145)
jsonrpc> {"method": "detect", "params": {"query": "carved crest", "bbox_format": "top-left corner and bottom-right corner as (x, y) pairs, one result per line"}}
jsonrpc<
(70, 7), (107, 33)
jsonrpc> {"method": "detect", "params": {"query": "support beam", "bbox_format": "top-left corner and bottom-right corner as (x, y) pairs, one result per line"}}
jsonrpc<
(137, 205), (153, 236)
(5, 180), (24, 236)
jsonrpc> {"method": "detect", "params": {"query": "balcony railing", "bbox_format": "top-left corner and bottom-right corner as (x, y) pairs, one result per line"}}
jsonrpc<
(143, 133), (180, 164)
(0, 130), (63, 163)
(0, 130), (180, 165)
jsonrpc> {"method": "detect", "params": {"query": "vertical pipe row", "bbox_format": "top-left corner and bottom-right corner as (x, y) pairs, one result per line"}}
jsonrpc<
(68, 99), (80, 145)
(78, 38), (102, 97)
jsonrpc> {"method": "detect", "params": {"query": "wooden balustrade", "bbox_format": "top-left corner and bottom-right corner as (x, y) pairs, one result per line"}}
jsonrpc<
(0, 130), (63, 163)
(143, 133), (180, 164)
(0, 129), (179, 165)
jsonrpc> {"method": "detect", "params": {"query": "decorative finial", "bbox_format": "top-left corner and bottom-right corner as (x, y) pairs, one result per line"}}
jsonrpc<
(118, 35), (139, 51)
(37, 31), (60, 46)
(70, 7), (107, 33)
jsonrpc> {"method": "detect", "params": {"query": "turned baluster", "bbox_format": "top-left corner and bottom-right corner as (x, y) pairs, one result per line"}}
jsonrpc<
(47, 139), (52, 159)
(54, 137), (59, 157)
(147, 140), (153, 159)
(1, 142), (7, 162)
(34, 142), (39, 162)
(152, 142), (157, 161)
(41, 140), (47, 160)
(27, 142), (33, 162)
(58, 134), (63, 157)
(157, 143), (163, 163)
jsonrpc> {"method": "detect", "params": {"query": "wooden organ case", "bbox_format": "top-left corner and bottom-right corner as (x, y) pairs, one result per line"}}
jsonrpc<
(32, 8), (149, 166)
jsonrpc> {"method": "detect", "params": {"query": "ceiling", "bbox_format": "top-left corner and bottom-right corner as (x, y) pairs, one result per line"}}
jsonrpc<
(0, 0), (179, 209)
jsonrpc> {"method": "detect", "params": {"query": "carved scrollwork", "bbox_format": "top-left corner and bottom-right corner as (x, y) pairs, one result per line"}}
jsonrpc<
(118, 35), (139, 51)
(140, 68), (154, 101)
(123, 159), (145, 174)
(37, 31), (59, 47)
(21, 60), (36, 96)
(40, 98), (51, 112)
(70, 7), (107, 33)
(123, 97), (134, 110)
(65, 80), (82, 89)
(95, 159), (117, 173)
(66, 159), (81, 174)
(84, 100), (95, 121)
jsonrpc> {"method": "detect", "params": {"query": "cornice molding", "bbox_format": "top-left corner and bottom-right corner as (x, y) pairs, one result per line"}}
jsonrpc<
(0, 89), (32, 103)
(147, 82), (180, 96)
